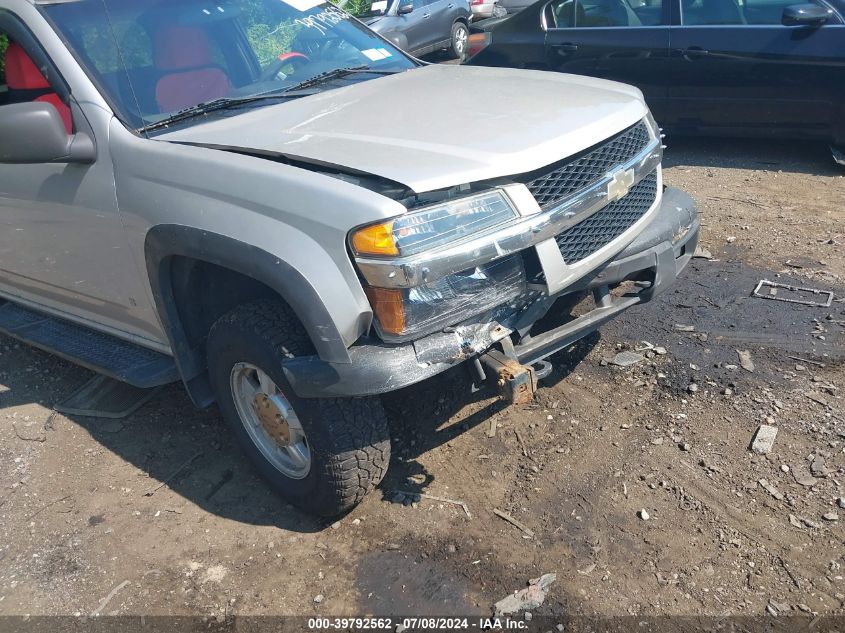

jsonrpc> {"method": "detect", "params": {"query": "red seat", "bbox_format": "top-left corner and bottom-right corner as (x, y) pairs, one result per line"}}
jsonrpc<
(4, 42), (73, 134)
(154, 25), (232, 113)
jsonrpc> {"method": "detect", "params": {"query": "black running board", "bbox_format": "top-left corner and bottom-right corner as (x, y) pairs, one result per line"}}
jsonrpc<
(0, 300), (179, 388)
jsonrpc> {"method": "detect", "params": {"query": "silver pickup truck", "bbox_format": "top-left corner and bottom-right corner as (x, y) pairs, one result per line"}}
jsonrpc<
(0, 0), (698, 516)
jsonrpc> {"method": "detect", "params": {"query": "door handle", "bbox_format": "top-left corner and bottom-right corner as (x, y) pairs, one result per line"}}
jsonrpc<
(681, 46), (709, 59)
(550, 42), (579, 54)
(447, 3), (455, 7)
(423, 11), (431, 17)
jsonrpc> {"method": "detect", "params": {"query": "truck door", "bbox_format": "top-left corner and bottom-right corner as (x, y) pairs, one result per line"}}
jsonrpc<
(0, 8), (164, 345)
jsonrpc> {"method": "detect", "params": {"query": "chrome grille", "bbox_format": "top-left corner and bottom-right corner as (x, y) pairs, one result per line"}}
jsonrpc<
(524, 121), (651, 210)
(555, 172), (658, 265)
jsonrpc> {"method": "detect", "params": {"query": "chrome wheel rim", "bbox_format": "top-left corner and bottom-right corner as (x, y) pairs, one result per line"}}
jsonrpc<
(455, 26), (468, 53)
(230, 362), (311, 479)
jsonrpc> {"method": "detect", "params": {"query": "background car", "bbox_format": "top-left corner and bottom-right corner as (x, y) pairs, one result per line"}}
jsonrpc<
(345, 0), (472, 58)
(471, 0), (496, 20)
(470, 0), (508, 19)
(465, 0), (845, 151)
(495, 0), (537, 13)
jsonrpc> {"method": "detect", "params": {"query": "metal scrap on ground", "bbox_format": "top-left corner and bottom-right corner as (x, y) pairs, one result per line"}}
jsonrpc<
(752, 279), (834, 308)
(493, 508), (534, 537)
(396, 490), (472, 518)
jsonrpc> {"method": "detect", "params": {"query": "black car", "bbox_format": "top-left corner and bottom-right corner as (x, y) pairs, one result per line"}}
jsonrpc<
(466, 0), (845, 149)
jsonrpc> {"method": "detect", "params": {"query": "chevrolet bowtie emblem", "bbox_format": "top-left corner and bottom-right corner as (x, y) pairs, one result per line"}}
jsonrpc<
(607, 167), (635, 202)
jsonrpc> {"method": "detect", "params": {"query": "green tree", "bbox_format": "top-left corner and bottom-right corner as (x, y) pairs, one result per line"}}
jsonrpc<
(0, 34), (7, 83)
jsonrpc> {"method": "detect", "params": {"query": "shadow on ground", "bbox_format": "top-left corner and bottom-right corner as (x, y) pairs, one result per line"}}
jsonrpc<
(663, 136), (840, 176)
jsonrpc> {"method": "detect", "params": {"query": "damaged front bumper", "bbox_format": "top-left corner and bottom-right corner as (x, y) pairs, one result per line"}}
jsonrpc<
(283, 186), (699, 398)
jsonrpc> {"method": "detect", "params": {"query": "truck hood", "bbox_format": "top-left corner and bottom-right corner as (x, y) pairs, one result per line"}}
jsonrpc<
(158, 64), (648, 193)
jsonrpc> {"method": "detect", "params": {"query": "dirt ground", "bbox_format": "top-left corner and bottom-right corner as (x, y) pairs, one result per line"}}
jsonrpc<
(0, 137), (843, 627)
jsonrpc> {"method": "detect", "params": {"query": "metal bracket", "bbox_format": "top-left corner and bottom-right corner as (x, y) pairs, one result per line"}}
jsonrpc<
(752, 279), (834, 308)
(480, 349), (537, 405)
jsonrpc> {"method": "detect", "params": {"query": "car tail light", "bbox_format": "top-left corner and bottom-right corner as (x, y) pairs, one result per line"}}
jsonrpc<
(470, 0), (484, 4)
(466, 32), (491, 59)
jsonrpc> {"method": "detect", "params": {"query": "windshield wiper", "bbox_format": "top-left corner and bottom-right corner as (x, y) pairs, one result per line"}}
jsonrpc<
(139, 66), (404, 133)
(281, 65), (403, 94)
(139, 92), (310, 133)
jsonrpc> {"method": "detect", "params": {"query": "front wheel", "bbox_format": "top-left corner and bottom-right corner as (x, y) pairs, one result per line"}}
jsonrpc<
(449, 21), (469, 59)
(206, 299), (391, 517)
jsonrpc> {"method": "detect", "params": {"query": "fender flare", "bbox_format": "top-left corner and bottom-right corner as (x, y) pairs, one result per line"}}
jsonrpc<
(144, 225), (352, 400)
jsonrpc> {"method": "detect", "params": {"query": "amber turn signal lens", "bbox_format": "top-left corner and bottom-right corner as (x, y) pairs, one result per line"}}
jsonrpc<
(364, 286), (406, 335)
(466, 32), (491, 59)
(351, 221), (398, 256)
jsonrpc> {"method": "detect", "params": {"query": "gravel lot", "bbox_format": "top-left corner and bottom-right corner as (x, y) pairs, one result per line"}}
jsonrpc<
(0, 136), (843, 626)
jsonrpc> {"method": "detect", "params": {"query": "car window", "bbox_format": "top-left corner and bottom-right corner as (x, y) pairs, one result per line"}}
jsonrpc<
(570, 0), (662, 26)
(0, 34), (7, 104)
(680, 0), (744, 23)
(679, 0), (818, 24)
(342, 0), (397, 18)
(0, 29), (73, 132)
(545, 0), (576, 26)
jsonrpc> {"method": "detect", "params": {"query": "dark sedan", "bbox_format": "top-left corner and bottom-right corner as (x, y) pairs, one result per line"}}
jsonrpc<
(465, 0), (845, 149)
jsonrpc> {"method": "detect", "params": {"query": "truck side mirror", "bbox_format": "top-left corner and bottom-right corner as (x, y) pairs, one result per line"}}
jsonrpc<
(781, 3), (830, 26)
(0, 102), (95, 165)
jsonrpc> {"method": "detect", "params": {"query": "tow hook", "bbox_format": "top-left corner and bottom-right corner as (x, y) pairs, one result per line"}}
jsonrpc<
(480, 349), (552, 405)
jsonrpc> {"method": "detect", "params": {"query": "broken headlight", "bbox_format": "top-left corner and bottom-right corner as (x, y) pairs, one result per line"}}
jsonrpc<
(364, 255), (526, 341)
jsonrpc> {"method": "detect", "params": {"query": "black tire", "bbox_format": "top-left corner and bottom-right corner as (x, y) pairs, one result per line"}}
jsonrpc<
(449, 21), (469, 59)
(206, 298), (391, 517)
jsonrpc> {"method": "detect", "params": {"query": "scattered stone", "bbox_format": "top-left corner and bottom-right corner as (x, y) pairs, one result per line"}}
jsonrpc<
(750, 425), (777, 454)
(722, 387), (733, 396)
(766, 599), (789, 617)
(681, 443), (691, 452)
(313, 594), (324, 604)
(638, 509), (650, 521)
(674, 324), (696, 332)
(688, 383), (699, 394)
(758, 479), (784, 501)
(810, 455), (830, 478)
(837, 498), (845, 509)
(726, 236), (737, 243)
(780, 464), (790, 473)
(789, 514), (803, 529)
(493, 574), (556, 617)
(802, 517), (822, 529)
(608, 351), (645, 368)
(693, 246), (714, 260)
(330, 521), (341, 530)
(737, 350), (755, 372)
(792, 465), (816, 487)
(823, 512), (839, 522)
